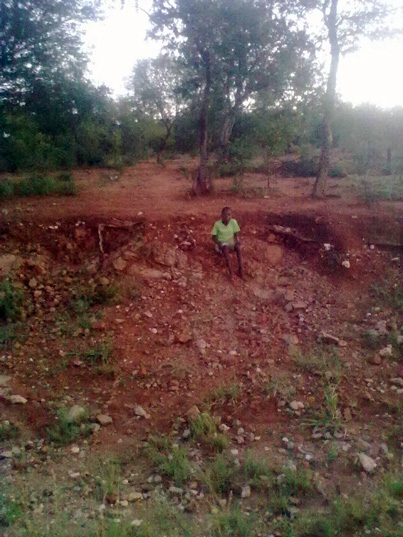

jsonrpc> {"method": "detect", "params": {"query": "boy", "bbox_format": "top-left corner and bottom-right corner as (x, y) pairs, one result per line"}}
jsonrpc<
(211, 207), (243, 278)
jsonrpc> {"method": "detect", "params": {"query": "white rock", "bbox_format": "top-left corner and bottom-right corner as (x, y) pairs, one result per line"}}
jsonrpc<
(96, 414), (113, 426)
(358, 453), (377, 472)
(128, 492), (143, 502)
(131, 520), (142, 527)
(289, 401), (304, 411)
(71, 446), (80, 454)
(241, 485), (251, 498)
(134, 405), (150, 419)
(379, 345), (393, 357)
(67, 406), (86, 422)
(9, 395), (27, 404)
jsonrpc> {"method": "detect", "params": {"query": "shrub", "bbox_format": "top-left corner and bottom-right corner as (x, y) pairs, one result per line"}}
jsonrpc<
(0, 279), (24, 322)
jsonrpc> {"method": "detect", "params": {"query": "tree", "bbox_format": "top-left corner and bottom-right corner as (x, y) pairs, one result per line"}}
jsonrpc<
(128, 54), (185, 162)
(309, 0), (401, 198)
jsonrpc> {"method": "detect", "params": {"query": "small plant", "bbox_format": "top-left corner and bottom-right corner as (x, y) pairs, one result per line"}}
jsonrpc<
(146, 436), (193, 485)
(242, 451), (272, 489)
(211, 505), (257, 537)
(0, 279), (24, 322)
(0, 492), (23, 527)
(0, 422), (20, 442)
(209, 383), (240, 405)
(263, 372), (296, 400)
(203, 454), (236, 495)
(82, 341), (113, 365)
(46, 407), (90, 446)
(95, 456), (122, 502)
(190, 412), (228, 452)
(294, 349), (342, 382)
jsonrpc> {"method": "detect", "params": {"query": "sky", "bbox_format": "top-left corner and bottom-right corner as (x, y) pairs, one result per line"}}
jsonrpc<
(83, 2), (403, 109)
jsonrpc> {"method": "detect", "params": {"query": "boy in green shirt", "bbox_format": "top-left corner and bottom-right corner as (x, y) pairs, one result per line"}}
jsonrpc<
(211, 207), (243, 278)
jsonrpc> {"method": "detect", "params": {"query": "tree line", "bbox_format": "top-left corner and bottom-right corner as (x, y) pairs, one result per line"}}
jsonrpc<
(1, 0), (402, 197)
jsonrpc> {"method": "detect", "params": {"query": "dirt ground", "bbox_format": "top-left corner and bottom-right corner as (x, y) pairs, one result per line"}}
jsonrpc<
(0, 159), (402, 536)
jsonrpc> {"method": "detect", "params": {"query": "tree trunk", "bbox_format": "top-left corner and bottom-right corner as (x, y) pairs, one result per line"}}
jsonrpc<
(195, 51), (211, 195)
(156, 123), (172, 166)
(217, 112), (236, 164)
(312, 0), (340, 199)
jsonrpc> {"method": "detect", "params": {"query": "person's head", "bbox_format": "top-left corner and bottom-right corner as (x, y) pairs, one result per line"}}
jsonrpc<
(221, 207), (232, 224)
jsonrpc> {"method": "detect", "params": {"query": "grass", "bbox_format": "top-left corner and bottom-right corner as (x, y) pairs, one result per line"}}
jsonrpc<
(211, 506), (258, 537)
(189, 412), (228, 452)
(369, 279), (403, 313)
(0, 278), (24, 322)
(0, 421), (20, 442)
(0, 492), (23, 528)
(46, 407), (90, 446)
(0, 172), (77, 199)
(146, 436), (193, 485)
(294, 348), (342, 382)
(262, 371), (296, 400)
(202, 454), (236, 496)
(95, 456), (122, 501)
(209, 383), (240, 405)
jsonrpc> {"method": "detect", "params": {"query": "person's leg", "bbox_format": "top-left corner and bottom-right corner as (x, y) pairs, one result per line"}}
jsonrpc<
(234, 243), (243, 277)
(221, 245), (232, 277)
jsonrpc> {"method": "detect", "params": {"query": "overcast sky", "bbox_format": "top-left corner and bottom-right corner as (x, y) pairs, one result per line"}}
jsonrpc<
(83, 1), (403, 109)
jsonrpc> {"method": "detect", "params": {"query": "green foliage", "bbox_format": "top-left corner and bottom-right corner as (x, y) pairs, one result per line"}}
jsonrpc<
(146, 436), (193, 484)
(82, 341), (113, 365)
(0, 422), (20, 442)
(211, 506), (257, 537)
(0, 493), (22, 528)
(190, 412), (228, 452)
(203, 454), (236, 495)
(0, 279), (24, 322)
(96, 456), (122, 499)
(46, 407), (90, 446)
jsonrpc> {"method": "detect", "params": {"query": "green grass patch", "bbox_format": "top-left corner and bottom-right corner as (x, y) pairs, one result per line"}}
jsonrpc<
(0, 278), (24, 322)
(46, 407), (90, 446)
(190, 412), (228, 452)
(0, 173), (77, 199)
(146, 436), (193, 485)
(211, 505), (258, 537)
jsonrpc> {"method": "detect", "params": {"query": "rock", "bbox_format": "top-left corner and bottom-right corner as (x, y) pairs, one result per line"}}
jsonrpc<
(292, 301), (308, 311)
(358, 453), (377, 473)
(397, 335), (403, 346)
(113, 257), (127, 271)
(318, 332), (340, 345)
(343, 408), (353, 421)
(186, 406), (200, 420)
(241, 485), (251, 498)
(0, 254), (23, 275)
(289, 401), (304, 411)
(252, 287), (273, 301)
(131, 520), (142, 527)
(0, 451), (13, 459)
(67, 406), (86, 422)
(264, 245), (284, 266)
(140, 268), (165, 279)
(370, 355), (382, 365)
(284, 290), (295, 302)
(375, 321), (388, 336)
(9, 395), (27, 404)
(71, 446), (80, 454)
(338, 340), (348, 347)
(379, 345), (393, 357)
(219, 424), (230, 433)
(134, 405), (150, 419)
(128, 492), (143, 502)
(90, 423), (101, 433)
(182, 429), (191, 439)
(0, 375), (11, 386)
(147, 474), (162, 484)
(169, 486), (183, 495)
(176, 331), (192, 344)
(196, 338), (208, 352)
(120, 500), (129, 507)
(282, 334), (299, 346)
(96, 414), (113, 426)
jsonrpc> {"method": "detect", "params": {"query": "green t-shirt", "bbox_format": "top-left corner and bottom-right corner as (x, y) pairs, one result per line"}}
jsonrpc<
(211, 219), (240, 243)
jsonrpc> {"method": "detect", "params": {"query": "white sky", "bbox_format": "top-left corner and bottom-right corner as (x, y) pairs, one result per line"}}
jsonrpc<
(83, 2), (403, 109)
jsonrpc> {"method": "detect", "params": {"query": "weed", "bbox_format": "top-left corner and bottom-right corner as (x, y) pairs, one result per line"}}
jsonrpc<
(267, 466), (314, 516)
(190, 412), (228, 452)
(46, 407), (90, 446)
(96, 456), (122, 500)
(209, 383), (240, 405)
(203, 454), (236, 496)
(0, 421), (20, 442)
(0, 492), (23, 527)
(0, 278), (24, 322)
(211, 505), (258, 537)
(308, 382), (342, 434)
(82, 341), (113, 365)
(0, 323), (17, 349)
(263, 372), (296, 400)
(146, 436), (193, 485)
(370, 279), (403, 313)
(294, 349), (342, 382)
(242, 451), (272, 489)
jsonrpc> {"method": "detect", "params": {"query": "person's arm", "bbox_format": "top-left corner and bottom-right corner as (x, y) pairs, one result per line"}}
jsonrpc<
(234, 232), (240, 245)
(211, 222), (219, 244)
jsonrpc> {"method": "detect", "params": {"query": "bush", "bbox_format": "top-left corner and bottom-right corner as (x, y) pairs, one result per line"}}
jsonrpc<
(47, 407), (90, 446)
(0, 180), (15, 199)
(0, 279), (24, 322)
(0, 173), (77, 199)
